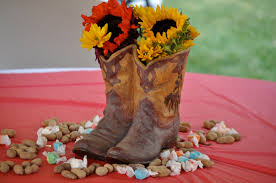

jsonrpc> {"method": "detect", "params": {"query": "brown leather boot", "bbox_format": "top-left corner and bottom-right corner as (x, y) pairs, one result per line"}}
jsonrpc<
(73, 45), (135, 160)
(106, 47), (190, 164)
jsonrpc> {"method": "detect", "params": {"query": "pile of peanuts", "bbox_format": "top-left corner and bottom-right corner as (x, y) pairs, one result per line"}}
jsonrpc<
(42, 118), (89, 144)
(55, 146), (214, 180)
(54, 162), (114, 179)
(176, 134), (200, 152)
(178, 120), (241, 145)
(7, 139), (39, 160)
(204, 120), (242, 144)
(0, 158), (42, 175)
(178, 122), (191, 132)
(1, 129), (16, 138)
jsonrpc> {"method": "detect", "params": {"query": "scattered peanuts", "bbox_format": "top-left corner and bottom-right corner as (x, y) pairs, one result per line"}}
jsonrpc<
(6, 149), (17, 158)
(87, 164), (96, 174)
(7, 140), (39, 160)
(161, 158), (169, 166)
(71, 168), (87, 179)
(216, 136), (235, 144)
(149, 159), (162, 166)
(80, 122), (86, 128)
(196, 132), (207, 144)
(2, 117), (224, 180)
(147, 166), (171, 177)
(95, 167), (108, 176)
(25, 147), (37, 153)
(83, 168), (91, 176)
(60, 127), (70, 135)
(54, 163), (71, 174)
(31, 164), (39, 173)
(19, 152), (37, 160)
(67, 122), (75, 127)
(44, 133), (57, 141)
(54, 164), (65, 174)
(56, 131), (63, 140)
(196, 158), (214, 168)
(206, 131), (218, 141)
(22, 161), (31, 168)
(3, 160), (40, 175)
(216, 131), (223, 138)
(231, 134), (242, 141)
(22, 139), (37, 147)
(31, 158), (42, 166)
(104, 163), (113, 173)
(203, 120), (241, 145)
(0, 162), (10, 173)
(1, 129), (16, 138)
(91, 163), (100, 168)
(42, 120), (49, 127)
(70, 131), (80, 141)
(62, 163), (71, 170)
(176, 135), (184, 142)
(69, 124), (79, 132)
(179, 122), (191, 132)
(196, 130), (205, 135)
(48, 119), (57, 127)
(24, 166), (33, 174)
(176, 141), (194, 149)
(61, 135), (70, 143)
(203, 120), (217, 129)
(42, 118), (58, 127)
(61, 170), (77, 179)
(13, 164), (24, 175)
(180, 148), (196, 153)
(5, 161), (15, 168)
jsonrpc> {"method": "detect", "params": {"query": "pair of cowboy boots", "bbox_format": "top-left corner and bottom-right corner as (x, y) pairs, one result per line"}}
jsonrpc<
(73, 44), (190, 164)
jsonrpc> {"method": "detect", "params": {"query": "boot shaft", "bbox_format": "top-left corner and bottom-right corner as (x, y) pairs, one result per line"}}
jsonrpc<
(98, 45), (136, 119)
(133, 46), (190, 127)
(98, 44), (190, 127)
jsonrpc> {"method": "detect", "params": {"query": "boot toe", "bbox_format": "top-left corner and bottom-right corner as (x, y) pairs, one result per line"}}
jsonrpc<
(72, 139), (106, 161)
(106, 147), (130, 164)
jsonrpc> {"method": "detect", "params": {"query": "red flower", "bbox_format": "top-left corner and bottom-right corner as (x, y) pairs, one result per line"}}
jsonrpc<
(81, 0), (138, 55)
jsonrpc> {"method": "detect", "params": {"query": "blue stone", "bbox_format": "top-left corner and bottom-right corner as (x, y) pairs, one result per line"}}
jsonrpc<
(53, 141), (62, 152)
(177, 156), (189, 162)
(189, 151), (202, 159)
(134, 168), (148, 180)
(85, 128), (93, 134)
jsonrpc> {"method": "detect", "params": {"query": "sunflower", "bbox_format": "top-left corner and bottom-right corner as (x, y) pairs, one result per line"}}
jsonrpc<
(81, 0), (138, 56)
(80, 23), (112, 50)
(135, 5), (187, 44)
(135, 5), (199, 62)
(137, 38), (163, 62)
(188, 25), (200, 39)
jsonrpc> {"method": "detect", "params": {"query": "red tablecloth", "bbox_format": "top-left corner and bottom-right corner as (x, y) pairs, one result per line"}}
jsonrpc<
(0, 71), (276, 183)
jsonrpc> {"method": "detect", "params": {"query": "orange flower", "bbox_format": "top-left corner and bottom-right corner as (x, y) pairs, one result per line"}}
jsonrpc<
(81, 0), (138, 55)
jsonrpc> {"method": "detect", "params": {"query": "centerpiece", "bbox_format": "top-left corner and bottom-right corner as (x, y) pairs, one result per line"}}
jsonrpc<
(73, 0), (199, 164)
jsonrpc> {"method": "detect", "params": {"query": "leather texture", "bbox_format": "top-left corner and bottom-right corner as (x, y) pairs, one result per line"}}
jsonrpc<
(106, 45), (190, 164)
(72, 45), (135, 160)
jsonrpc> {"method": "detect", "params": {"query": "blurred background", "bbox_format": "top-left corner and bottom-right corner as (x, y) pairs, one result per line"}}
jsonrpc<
(0, 0), (275, 81)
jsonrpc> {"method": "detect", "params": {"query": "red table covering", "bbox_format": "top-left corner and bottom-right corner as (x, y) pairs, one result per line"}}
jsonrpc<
(0, 70), (276, 183)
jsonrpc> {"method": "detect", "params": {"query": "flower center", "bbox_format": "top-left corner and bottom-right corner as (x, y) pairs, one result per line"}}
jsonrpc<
(98, 15), (123, 43)
(151, 19), (176, 36)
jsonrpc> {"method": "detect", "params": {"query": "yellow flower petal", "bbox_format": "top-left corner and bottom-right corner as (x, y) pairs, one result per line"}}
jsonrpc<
(80, 23), (111, 50)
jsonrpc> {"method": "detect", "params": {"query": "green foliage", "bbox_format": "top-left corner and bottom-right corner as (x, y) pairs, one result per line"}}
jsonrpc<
(163, 0), (276, 81)
(161, 19), (192, 54)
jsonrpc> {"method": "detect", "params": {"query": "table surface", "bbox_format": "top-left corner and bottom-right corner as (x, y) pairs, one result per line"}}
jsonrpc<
(0, 71), (276, 183)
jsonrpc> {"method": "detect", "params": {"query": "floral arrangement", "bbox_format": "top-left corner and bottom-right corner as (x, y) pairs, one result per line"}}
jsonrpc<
(80, 0), (199, 64)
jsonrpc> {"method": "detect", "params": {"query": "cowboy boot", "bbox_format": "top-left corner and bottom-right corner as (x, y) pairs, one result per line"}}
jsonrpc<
(73, 45), (135, 160)
(106, 47), (190, 164)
